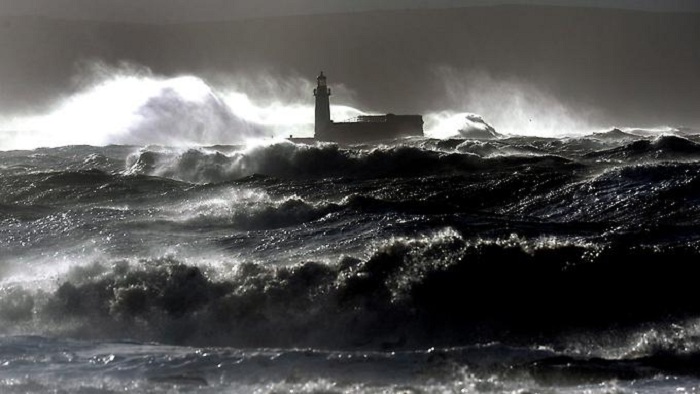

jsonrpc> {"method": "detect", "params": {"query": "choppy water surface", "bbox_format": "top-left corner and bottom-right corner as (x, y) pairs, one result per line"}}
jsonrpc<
(3, 131), (700, 392)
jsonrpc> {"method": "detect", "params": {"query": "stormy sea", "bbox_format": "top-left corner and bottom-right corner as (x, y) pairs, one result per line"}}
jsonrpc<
(4, 123), (700, 393)
(0, 57), (696, 393)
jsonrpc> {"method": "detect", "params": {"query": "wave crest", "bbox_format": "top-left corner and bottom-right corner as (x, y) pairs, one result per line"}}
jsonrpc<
(5, 231), (700, 348)
(125, 142), (574, 183)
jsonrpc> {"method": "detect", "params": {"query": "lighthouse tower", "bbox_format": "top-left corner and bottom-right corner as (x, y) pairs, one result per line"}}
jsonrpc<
(314, 71), (331, 137)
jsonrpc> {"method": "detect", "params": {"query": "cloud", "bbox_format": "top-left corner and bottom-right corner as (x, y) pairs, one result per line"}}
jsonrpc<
(0, 0), (697, 23)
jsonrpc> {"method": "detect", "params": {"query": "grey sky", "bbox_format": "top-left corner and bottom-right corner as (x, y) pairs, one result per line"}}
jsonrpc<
(0, 1), (698, 132)
(1, 0), (699, 23)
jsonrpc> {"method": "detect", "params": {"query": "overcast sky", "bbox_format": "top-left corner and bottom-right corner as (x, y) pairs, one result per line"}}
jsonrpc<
(1, 0), (699, 23)
(1, 1), (698, 133)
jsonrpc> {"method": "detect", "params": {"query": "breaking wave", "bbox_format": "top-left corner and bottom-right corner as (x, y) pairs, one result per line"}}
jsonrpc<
(125, 142), (573, 183)
(2, 74), (267, 149)
(2, 229), (700, 351)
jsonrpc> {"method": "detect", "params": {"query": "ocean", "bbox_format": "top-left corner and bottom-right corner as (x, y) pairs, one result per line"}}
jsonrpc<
(2, 132), (700, 392)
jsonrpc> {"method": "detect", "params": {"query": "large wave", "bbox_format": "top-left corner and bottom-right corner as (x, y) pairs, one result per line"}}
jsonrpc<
(125, 142), (573, 183)
(0, 65), (373, 150)
(3, 229), (700, 350)
(1, 74), (269, 149)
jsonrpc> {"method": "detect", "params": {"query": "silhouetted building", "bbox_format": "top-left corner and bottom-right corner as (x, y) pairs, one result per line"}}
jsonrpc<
(312, 72), (423, 144)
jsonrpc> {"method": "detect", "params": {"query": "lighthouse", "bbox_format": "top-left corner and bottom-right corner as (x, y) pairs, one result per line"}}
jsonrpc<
(314, 71), (331, 136)
(304, 71), (423, 144)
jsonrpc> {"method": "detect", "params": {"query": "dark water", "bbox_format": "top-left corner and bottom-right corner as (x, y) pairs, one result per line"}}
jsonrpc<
(2, 131), (700, 392)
